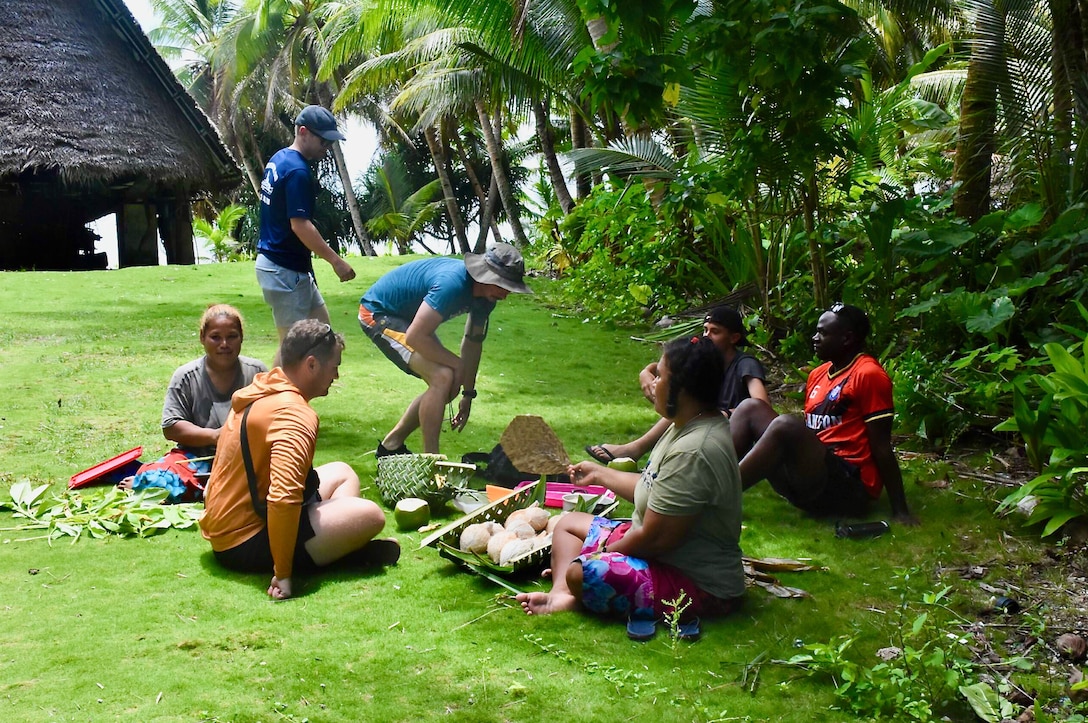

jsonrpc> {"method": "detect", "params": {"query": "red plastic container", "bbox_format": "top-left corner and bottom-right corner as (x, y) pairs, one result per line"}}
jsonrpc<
(69, 446), (143, 489)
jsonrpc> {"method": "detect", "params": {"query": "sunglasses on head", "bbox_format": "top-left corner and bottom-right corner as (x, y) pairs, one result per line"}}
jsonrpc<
(828, 302), (845, 313)
(302, 323), (335, 358)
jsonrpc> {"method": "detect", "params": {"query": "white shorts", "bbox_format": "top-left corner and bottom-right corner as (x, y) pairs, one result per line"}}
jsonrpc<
(255, 254), (326, 329)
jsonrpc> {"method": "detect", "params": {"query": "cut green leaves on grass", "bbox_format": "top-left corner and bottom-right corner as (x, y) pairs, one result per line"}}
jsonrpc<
(1, 478), (202, 542)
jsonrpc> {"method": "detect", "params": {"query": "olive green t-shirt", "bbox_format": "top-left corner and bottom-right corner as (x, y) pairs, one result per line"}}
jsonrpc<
(633, 415), (745, 600)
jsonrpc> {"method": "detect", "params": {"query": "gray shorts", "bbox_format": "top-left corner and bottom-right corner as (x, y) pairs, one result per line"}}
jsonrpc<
(255, 254), (326, 329)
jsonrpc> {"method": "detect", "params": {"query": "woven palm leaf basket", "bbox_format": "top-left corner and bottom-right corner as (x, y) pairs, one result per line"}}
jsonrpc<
(420, 481), (618, 577)
(374, 453), (476, 507)
(419, 481), (550, 573)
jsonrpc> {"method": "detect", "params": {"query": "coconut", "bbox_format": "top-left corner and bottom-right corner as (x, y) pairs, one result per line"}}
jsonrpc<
(459, 522), (492, 554)
(487, 530), (516, 563)
(505, 520), (536, 540)
(607, 456), (639, 472)
(483, 520), (504, 535)
(394, 498), (430, 530)
(499, 537), (535, 566)
(519, 506), (550, 532)
(546, 512), (566, 535)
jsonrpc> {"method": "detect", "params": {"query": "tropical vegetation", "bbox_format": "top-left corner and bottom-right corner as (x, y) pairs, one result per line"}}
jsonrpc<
(147, 1), (1088, 526)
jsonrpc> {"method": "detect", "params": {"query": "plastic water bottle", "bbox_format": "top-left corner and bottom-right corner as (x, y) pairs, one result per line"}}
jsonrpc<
(835, 520), (890, 539)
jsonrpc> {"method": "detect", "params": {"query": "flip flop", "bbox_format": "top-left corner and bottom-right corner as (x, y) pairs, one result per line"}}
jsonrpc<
(585, 444), (616, 464)
(626, 616), (658, 642)
(676, 617), (702, 642)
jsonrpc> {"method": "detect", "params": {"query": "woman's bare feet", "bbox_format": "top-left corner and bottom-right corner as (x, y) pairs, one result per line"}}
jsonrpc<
(117, 475), (135, 491)
(515, 591), (579, 615)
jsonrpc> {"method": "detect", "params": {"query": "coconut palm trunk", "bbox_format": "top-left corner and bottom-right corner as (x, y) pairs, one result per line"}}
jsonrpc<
(953, 1), (1005, 223)
(475, 100), (529, 247)
(476, 173), (501, 253)
(570, 107), (592, 199)
(449, 124), (503, 246)
(230, 123), (265, 196)
(534, 100), (575, 214)
(424, 124), (471, 253)
(315, 84), (376, 256)
(1049, 0), (1088, 124)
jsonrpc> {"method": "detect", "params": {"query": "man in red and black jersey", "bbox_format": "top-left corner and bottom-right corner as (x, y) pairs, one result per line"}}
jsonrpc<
(729, 304), (917, 524)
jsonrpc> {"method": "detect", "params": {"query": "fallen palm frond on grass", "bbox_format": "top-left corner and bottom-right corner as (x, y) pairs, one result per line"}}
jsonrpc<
(1, 478), (202, 542)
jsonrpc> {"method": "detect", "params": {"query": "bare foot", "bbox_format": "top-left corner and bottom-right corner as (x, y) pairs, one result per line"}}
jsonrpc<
(117, 475), (135, 491)
(515, 591), (578, 616)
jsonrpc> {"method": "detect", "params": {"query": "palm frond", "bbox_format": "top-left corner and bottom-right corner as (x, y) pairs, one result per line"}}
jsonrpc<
(566, 137), (677, 179)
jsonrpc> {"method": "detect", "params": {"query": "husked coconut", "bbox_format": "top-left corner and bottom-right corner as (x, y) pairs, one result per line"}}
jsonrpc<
(487, 530), (516, 563)
(519, 507), (550, 532)
(546, 512), (567, 535)
(505, 520), (536, 540)
(499, 537), (535, 566)
(506, 508), (529, 525)
(483, 521), (504, 535)
(532, 533), (552, 551)
(459, 523), (492, 554)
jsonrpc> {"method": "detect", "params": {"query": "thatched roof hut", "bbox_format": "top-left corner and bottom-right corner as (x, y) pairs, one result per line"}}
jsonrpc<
(0, 0), (241, 270)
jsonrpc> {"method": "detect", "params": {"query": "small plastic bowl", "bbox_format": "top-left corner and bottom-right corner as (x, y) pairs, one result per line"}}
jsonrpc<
(562, 492), (602, 512)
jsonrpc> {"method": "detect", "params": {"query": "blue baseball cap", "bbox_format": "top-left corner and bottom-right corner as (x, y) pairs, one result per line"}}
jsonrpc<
(294, 105), (346, 141)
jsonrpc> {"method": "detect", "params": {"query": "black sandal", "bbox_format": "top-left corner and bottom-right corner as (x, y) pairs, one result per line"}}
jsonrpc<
(377, 441), (412, 458)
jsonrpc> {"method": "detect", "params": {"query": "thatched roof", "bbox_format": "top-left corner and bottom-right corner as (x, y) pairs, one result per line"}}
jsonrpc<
(0, 0), (239, 194)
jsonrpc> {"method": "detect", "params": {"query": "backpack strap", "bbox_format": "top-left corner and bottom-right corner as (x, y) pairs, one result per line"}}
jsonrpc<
(239, 405), (267, 519)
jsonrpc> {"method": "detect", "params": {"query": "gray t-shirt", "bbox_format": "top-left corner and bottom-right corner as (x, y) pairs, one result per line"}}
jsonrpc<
(718, 351), (765, 412)
(161, 355), (267, 457)
(633, 415), (745, 600)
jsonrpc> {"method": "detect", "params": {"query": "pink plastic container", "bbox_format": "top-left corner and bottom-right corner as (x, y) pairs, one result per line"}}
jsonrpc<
(514, 480), (616, 509)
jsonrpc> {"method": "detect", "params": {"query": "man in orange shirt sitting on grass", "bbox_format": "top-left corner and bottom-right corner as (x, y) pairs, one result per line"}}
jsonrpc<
(200, 319), (399, 599)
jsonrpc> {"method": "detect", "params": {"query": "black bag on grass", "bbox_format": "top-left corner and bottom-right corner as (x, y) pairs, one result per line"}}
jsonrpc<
(461, 444), (569, 487)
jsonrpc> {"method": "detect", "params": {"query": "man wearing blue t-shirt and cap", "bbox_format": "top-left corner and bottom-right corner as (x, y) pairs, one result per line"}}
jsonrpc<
(257, 105), (357, 354)
(358, 243), (532, 456)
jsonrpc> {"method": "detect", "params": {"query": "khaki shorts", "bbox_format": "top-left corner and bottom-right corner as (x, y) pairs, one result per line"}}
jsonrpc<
(256, 254), (326, 328)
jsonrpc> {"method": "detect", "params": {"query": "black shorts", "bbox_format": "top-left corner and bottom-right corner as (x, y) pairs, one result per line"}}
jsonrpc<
(789, 450), (872, 518)
(213, 496), (321, 575)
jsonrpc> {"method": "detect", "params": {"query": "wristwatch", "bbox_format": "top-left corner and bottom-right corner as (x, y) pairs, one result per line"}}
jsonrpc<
(462, 388), (477, 399)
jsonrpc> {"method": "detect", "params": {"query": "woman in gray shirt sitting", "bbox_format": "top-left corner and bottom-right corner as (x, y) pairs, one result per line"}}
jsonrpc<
(127, 305), (266, 501)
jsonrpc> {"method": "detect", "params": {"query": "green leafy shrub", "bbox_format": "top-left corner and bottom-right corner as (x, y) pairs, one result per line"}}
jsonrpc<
(996, 317), (1088, 536)
(785, 577), (1009, 722)
(887, 345), (1024, 448)
(552, 186), (686, 322)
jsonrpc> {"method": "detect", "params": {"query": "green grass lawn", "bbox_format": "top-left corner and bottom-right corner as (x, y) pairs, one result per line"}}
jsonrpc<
(0, 259), (1051, 722)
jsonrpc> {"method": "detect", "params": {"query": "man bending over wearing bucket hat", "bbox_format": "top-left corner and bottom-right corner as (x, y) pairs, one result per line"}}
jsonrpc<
(359, 243), (533, 456)
(257, 105), (356, 358)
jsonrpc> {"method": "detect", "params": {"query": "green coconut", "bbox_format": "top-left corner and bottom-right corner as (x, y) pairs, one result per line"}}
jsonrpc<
(607, 456), (639, 473)
(394, 497), (431, 530)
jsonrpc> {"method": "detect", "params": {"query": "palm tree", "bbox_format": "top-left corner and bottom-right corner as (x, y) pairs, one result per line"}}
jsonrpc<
(194, 203), (250, 262)
(149, 0), (237, 112)
(950, 0), (1086, 223)
(327, 8), (532, 247)
(360, 154), (444, 254)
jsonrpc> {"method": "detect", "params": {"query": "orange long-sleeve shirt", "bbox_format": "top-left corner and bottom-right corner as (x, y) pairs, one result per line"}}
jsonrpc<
(200, 368), (318, 579)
